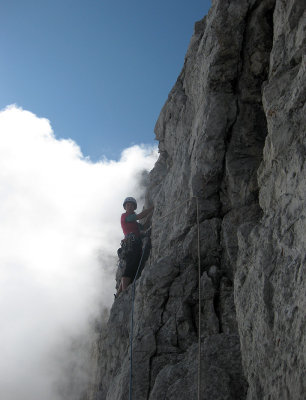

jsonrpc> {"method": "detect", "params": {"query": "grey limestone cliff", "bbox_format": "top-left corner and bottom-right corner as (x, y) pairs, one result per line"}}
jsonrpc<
(86, 0), (305, 399)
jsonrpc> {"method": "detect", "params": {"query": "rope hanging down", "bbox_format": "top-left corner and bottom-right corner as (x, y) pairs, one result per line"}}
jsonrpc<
(128, 196), (202, 400)
(129, 241), (148, 400)
(196, 197), (202, 400)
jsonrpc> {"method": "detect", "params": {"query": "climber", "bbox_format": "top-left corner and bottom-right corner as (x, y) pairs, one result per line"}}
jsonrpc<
(116, 197), (154, 295)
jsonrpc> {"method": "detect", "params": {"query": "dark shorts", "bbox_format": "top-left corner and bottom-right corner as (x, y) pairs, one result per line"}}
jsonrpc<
(122, 238), (142, 279)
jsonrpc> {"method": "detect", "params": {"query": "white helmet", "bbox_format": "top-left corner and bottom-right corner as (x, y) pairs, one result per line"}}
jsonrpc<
(123, 197), (137, 209)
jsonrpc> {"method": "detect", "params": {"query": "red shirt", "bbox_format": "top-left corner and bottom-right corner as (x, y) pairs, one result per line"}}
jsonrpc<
(121, 212), (140, 237)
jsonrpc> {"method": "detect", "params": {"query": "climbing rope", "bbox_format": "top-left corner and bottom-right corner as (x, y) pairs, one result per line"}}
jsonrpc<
(129, 239), (148, 400)
(196, 196), (202, 400)
(128, 196), (202, 400)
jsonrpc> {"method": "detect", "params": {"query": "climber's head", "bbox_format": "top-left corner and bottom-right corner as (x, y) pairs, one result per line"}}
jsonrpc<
(123, 197), (137, 211)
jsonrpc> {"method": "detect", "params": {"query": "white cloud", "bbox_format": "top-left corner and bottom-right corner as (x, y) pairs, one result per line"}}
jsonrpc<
(0, 105), (158, 400)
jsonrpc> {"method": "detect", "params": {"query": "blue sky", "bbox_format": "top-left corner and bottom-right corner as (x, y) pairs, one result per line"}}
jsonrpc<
(1, 0), (211, 160)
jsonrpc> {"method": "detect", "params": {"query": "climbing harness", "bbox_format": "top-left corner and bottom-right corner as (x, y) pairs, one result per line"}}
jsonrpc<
(120, 233), (140, 258)
(128, 196), (202, 400)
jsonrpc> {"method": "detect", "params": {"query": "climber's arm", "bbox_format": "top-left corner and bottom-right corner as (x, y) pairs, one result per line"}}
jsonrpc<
(136, 206), (154, 220)
(125, 206), (154, 222)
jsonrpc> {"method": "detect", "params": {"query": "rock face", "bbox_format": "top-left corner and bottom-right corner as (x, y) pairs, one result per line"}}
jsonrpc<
(86, 1), (305, 399)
